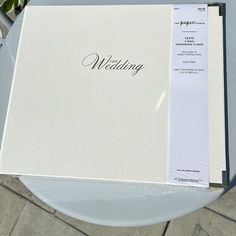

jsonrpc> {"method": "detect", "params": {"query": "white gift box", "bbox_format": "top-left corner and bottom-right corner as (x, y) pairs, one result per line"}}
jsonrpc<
(0, 3), (228, 188)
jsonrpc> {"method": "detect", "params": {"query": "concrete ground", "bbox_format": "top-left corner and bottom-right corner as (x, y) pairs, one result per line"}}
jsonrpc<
(0, 175), (236, 236)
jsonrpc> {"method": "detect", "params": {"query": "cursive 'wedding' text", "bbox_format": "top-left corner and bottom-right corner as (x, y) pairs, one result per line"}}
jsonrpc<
(82, 53), (144, 77)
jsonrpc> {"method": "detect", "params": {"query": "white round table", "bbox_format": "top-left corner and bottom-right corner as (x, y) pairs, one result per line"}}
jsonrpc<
(1, 0), (236, 227)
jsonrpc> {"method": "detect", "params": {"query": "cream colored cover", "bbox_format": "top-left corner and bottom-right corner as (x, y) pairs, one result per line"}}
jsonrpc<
(0, 4), (226, 187)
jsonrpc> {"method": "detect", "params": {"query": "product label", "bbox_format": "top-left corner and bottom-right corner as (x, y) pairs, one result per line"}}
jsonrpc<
(168, 4), (209, 187)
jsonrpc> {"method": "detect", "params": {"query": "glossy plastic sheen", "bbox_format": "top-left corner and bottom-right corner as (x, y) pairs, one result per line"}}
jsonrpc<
(0, 0), (235, 227)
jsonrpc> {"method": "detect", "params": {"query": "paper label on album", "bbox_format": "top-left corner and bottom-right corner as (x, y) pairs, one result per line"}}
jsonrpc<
(169, 5), (209, 187)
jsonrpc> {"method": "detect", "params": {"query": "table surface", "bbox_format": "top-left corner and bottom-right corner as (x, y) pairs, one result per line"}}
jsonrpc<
(1, 0), (236, 227)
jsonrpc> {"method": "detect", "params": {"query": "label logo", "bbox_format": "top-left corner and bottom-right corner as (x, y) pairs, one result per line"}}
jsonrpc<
(174, 20), (205, 27)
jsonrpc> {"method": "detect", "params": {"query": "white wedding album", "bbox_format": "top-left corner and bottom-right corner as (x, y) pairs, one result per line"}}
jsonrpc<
(0, 3), (228, 188)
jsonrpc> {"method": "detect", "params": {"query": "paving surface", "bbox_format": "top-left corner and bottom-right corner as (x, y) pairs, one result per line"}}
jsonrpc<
(0, 175), (236, 236)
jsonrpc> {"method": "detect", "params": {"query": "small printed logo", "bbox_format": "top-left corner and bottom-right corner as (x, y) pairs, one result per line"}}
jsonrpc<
(82, 53), (145, 77)
(175, 20), (205, 27)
